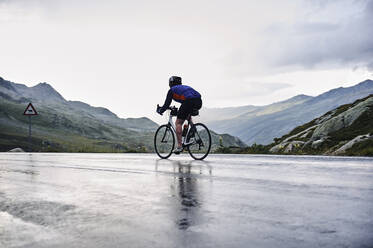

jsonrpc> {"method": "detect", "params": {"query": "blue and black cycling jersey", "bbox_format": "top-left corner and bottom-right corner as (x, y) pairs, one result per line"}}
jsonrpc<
(159, 85), (201, 114)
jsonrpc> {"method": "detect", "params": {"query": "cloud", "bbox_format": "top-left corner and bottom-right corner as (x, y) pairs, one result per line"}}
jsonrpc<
(219, 0), (373, 80)
(264, 0), (373, 71)
(201, 80), (294, 108)
(206, 80), (292, 105)
(1, 0), (371, 115)
(244, 82), (292, 95)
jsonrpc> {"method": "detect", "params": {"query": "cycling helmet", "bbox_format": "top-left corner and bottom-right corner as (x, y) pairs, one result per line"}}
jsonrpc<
(169, 76), (182, 87)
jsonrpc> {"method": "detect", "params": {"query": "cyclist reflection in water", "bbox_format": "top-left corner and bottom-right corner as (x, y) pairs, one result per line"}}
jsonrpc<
(176, 161), (199, 230)
(157, 76), (202, 154)
(155, 159), (212, 230)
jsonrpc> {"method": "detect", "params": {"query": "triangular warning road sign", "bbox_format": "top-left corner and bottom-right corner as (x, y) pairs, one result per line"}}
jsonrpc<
(23, 103), (38, 116)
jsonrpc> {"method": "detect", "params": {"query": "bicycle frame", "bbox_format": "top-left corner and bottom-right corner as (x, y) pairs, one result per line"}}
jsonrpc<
(166, 111), (177, 133)
(164, 109), (194, 146)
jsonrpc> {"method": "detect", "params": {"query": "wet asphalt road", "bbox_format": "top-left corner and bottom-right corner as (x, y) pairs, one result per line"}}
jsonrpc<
(0, 153), (373, 248)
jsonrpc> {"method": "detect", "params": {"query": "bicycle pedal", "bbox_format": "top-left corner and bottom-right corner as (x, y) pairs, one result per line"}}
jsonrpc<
(183, 141), (193, 147)
(173, 147), (183, 154)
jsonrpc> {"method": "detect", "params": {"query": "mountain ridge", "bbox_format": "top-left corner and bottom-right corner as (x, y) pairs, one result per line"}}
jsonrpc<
(201, 79), (373, 145)
(218, 94), (373, 156)
(268, 94), (373, 156)
(200, 94), (312, 123)
(0, 77), (156, 129)
(0, 76), (245, 152)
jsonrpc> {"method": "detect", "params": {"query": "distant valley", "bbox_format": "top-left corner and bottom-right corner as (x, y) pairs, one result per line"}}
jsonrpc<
(200, 79), (373, 145)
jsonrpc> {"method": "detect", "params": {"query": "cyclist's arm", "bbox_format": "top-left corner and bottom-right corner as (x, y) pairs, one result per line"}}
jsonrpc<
(159, 89), (173, 114)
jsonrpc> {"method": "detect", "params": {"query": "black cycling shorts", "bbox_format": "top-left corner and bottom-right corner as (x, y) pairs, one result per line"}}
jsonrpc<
(177, 98), (202, 120)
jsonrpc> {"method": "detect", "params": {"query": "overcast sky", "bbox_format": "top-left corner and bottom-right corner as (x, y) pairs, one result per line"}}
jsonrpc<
(1, 0), (372, 120)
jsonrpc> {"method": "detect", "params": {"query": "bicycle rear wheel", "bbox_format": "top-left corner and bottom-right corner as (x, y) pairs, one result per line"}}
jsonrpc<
(187, 123), (211, 160)
(154, 124), (175, 159)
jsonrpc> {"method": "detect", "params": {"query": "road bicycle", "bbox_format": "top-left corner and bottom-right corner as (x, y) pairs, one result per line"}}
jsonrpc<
(154, 106), (211, 160)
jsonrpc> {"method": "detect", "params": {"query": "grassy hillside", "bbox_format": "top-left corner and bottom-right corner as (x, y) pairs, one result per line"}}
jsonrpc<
(269, 95), (373, 156)
(0, 78), (246, 152)
(216, 95), (373, 156)
(0, 99), (154, 152)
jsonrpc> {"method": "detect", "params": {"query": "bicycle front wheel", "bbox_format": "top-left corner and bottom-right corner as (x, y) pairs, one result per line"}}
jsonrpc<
(154, 124), (175, 159)
(187, 123), (211, 160)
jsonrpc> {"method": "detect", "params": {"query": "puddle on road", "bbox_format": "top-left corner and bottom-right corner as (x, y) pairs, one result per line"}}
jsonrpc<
(0, 199), (76, 227)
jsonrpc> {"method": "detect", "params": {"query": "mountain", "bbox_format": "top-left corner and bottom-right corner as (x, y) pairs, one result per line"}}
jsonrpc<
(0, 77), (245, 152)
(268, 94), (373, 156)
(0, 77), (158, 132)
(201, 80), (373, 145)
(0, 80), (66, 103)
(199, 94), (312, 123)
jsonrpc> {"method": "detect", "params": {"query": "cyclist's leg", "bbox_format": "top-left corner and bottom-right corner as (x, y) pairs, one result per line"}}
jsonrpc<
(175, 118), (184, 148)
(188, 98), (202, 124)
(176, 100), (193, 149)
(186, 98), (203, 144)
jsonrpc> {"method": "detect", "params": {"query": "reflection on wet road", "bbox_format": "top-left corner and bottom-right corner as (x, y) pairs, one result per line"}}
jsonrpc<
(156, 160), (211, 230)
(0, 153), (372, 248)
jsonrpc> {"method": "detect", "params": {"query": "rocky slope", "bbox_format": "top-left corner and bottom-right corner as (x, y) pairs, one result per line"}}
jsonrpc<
(202, 80), (373, 145)
(0, 77), (245, 152)
(269, 95), (373, 156)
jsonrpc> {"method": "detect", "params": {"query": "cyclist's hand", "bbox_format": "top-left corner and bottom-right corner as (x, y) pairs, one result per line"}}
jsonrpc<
(156, 104), (163, 115)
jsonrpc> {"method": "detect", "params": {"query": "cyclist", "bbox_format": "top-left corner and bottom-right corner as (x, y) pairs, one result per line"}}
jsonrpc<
(157, 76), (202, 154)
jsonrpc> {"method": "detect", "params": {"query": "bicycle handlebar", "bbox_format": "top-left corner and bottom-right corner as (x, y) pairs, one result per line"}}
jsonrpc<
(156, 104), (178, 116)
(168, 106), (177, 111)
(157, 104), (178, 110)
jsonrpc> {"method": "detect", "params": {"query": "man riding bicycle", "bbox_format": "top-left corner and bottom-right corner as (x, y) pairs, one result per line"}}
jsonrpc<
(157, 76), (202, 154)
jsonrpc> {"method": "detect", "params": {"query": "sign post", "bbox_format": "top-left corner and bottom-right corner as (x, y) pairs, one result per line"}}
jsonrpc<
(23, 103), (38, 152)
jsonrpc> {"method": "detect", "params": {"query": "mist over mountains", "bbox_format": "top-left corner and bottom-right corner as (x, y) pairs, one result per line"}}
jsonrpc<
(200, 79), (373, 145)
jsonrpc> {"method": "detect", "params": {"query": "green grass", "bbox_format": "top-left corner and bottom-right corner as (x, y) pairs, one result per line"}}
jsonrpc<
(214, 143), (271, 154)
(0, 129), (152, 153)
(329, 107), (373, 143)
(1, 98), (243, 153)
(241, 95), (373, 156)
(344, 139), (373, 156)
(0, 98), (157, 152)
